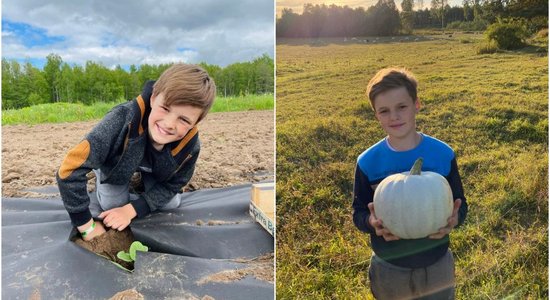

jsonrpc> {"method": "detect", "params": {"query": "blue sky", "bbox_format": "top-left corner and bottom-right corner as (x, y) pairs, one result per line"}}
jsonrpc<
(2, 20), (66, 48)
(2, 0), (275, 69)
(2, 20), (67, 69)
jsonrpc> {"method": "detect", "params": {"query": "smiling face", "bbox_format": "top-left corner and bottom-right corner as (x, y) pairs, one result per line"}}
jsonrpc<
(373, 86), (420, 141)
(148, 93), (203, 151)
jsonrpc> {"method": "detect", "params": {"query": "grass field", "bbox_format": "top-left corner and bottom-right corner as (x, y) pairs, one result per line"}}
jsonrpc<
(276, 33), (548, 299)
(1, 94), (274, 125)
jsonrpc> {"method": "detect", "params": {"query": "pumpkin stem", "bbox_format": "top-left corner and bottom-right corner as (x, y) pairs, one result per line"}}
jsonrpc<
(410, 157), (423, 175)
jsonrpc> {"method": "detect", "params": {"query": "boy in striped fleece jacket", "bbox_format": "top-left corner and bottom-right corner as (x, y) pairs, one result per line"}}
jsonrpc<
(57, 64), (216, 241)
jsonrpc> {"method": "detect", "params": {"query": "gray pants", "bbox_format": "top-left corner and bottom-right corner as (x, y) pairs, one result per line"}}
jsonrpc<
(90, 169), (181, 217)
(369, 250), (455, 300)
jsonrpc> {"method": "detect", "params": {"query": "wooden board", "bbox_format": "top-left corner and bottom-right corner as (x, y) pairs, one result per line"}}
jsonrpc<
(249, 182), (275, 236)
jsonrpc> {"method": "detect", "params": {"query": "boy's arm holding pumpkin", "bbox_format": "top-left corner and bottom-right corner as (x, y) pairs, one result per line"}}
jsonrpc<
(352, 165), (400, 241)
(447, 157), (468, 226)
(352, 165), (375, 233)
(429, 157), (468, 239)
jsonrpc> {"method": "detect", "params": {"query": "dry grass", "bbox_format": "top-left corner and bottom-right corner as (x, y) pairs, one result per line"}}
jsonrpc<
(276, 32), (548, 299)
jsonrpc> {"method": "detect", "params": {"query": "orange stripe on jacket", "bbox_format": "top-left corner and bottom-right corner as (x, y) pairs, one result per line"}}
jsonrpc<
(58, 140), (91, 179)
(137, 95), (146, 135)
(171, 126), (198, 156)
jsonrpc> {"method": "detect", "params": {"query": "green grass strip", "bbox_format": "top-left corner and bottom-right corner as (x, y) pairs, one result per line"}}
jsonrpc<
(210, 94), (274, 113)
(2, 94), (273, 125)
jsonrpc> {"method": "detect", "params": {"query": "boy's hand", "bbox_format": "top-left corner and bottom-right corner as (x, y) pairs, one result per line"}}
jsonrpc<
(429, 198), (462, 239)
(367, 203), (400, 241)
(99, 204), (137, 231)
(78, 219), (106, 241)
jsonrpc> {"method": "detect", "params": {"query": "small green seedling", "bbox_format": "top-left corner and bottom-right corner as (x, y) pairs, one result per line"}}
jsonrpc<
(117, 241), (149, 263)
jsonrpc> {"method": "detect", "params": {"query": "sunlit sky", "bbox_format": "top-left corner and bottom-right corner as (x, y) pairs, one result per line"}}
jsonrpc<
(276, 0), (463, 17)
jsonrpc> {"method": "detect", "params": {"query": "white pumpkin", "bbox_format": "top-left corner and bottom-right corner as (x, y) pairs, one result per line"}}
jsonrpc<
(373, 158), (453, 239)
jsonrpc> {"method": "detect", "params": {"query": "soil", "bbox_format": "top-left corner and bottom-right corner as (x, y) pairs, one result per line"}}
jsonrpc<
(195, 219), (242, 226)
(29, 289), (41, 300)
(108, 289), (216, 300)
(74, 227), (136, 270)
(197, 253), (274, 285)
(2, 110), (274, 198)
(108, 289), (145, 300)
(109, 289), (216, 300)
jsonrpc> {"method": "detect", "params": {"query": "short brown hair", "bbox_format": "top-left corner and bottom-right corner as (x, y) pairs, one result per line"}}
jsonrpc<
(153, 63), (216, 122)
(366, 67), (418, 109)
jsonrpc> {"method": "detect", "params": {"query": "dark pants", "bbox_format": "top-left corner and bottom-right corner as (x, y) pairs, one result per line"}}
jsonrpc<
(369, 250), (455, 300)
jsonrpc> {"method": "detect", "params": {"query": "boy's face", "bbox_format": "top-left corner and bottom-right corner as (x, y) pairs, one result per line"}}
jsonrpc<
(148, 93), (202, 149)
(373, 87), (420, 140)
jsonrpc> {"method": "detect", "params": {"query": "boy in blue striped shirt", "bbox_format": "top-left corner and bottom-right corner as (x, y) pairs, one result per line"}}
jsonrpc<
(352, 68), (467, 299)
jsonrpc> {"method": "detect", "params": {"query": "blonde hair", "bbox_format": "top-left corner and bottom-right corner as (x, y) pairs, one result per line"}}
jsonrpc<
(366, 67), (418, 110)
(153, 63), (216, 122)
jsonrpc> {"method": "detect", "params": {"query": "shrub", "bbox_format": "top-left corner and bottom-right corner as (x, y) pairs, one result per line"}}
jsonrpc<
(535, 28), (548, 39)
(532, 28), (548, 45)
(446, 20), (488, 32)
(446, 21), (462, 30)
(27, 93), (44, 106)
(527, 16), (548, 35)
(477, 40), (499, 54)
(485, 21), (527, 50)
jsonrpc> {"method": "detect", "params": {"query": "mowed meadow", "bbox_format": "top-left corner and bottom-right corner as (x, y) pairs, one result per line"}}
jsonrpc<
(276, 33), (548, 299)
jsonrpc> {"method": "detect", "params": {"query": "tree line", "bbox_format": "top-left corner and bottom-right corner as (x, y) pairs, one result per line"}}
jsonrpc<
(276, 0), (547, 37)
(2, 54), (274, 110)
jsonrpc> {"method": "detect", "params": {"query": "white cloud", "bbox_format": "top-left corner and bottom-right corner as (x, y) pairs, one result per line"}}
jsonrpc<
(2, 0), (274, 67)
(2, 31), (15, 37)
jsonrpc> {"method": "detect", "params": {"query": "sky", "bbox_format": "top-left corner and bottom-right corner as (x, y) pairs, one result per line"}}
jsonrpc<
(1, 0), (275, 69)
(276, 0), (463, 17)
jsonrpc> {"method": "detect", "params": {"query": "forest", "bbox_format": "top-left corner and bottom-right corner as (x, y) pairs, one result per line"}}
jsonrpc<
(2, 53), (274, 110)
(276, 0), (547, 37)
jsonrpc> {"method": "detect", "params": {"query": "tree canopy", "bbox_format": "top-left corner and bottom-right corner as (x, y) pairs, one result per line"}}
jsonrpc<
(2, 54), (274, 110)
(276, 0), (547, 37)
(277, 1), (401, 38)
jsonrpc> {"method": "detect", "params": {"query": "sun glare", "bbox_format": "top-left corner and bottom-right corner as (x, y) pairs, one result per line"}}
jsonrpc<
(276, 0), (378, 17)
